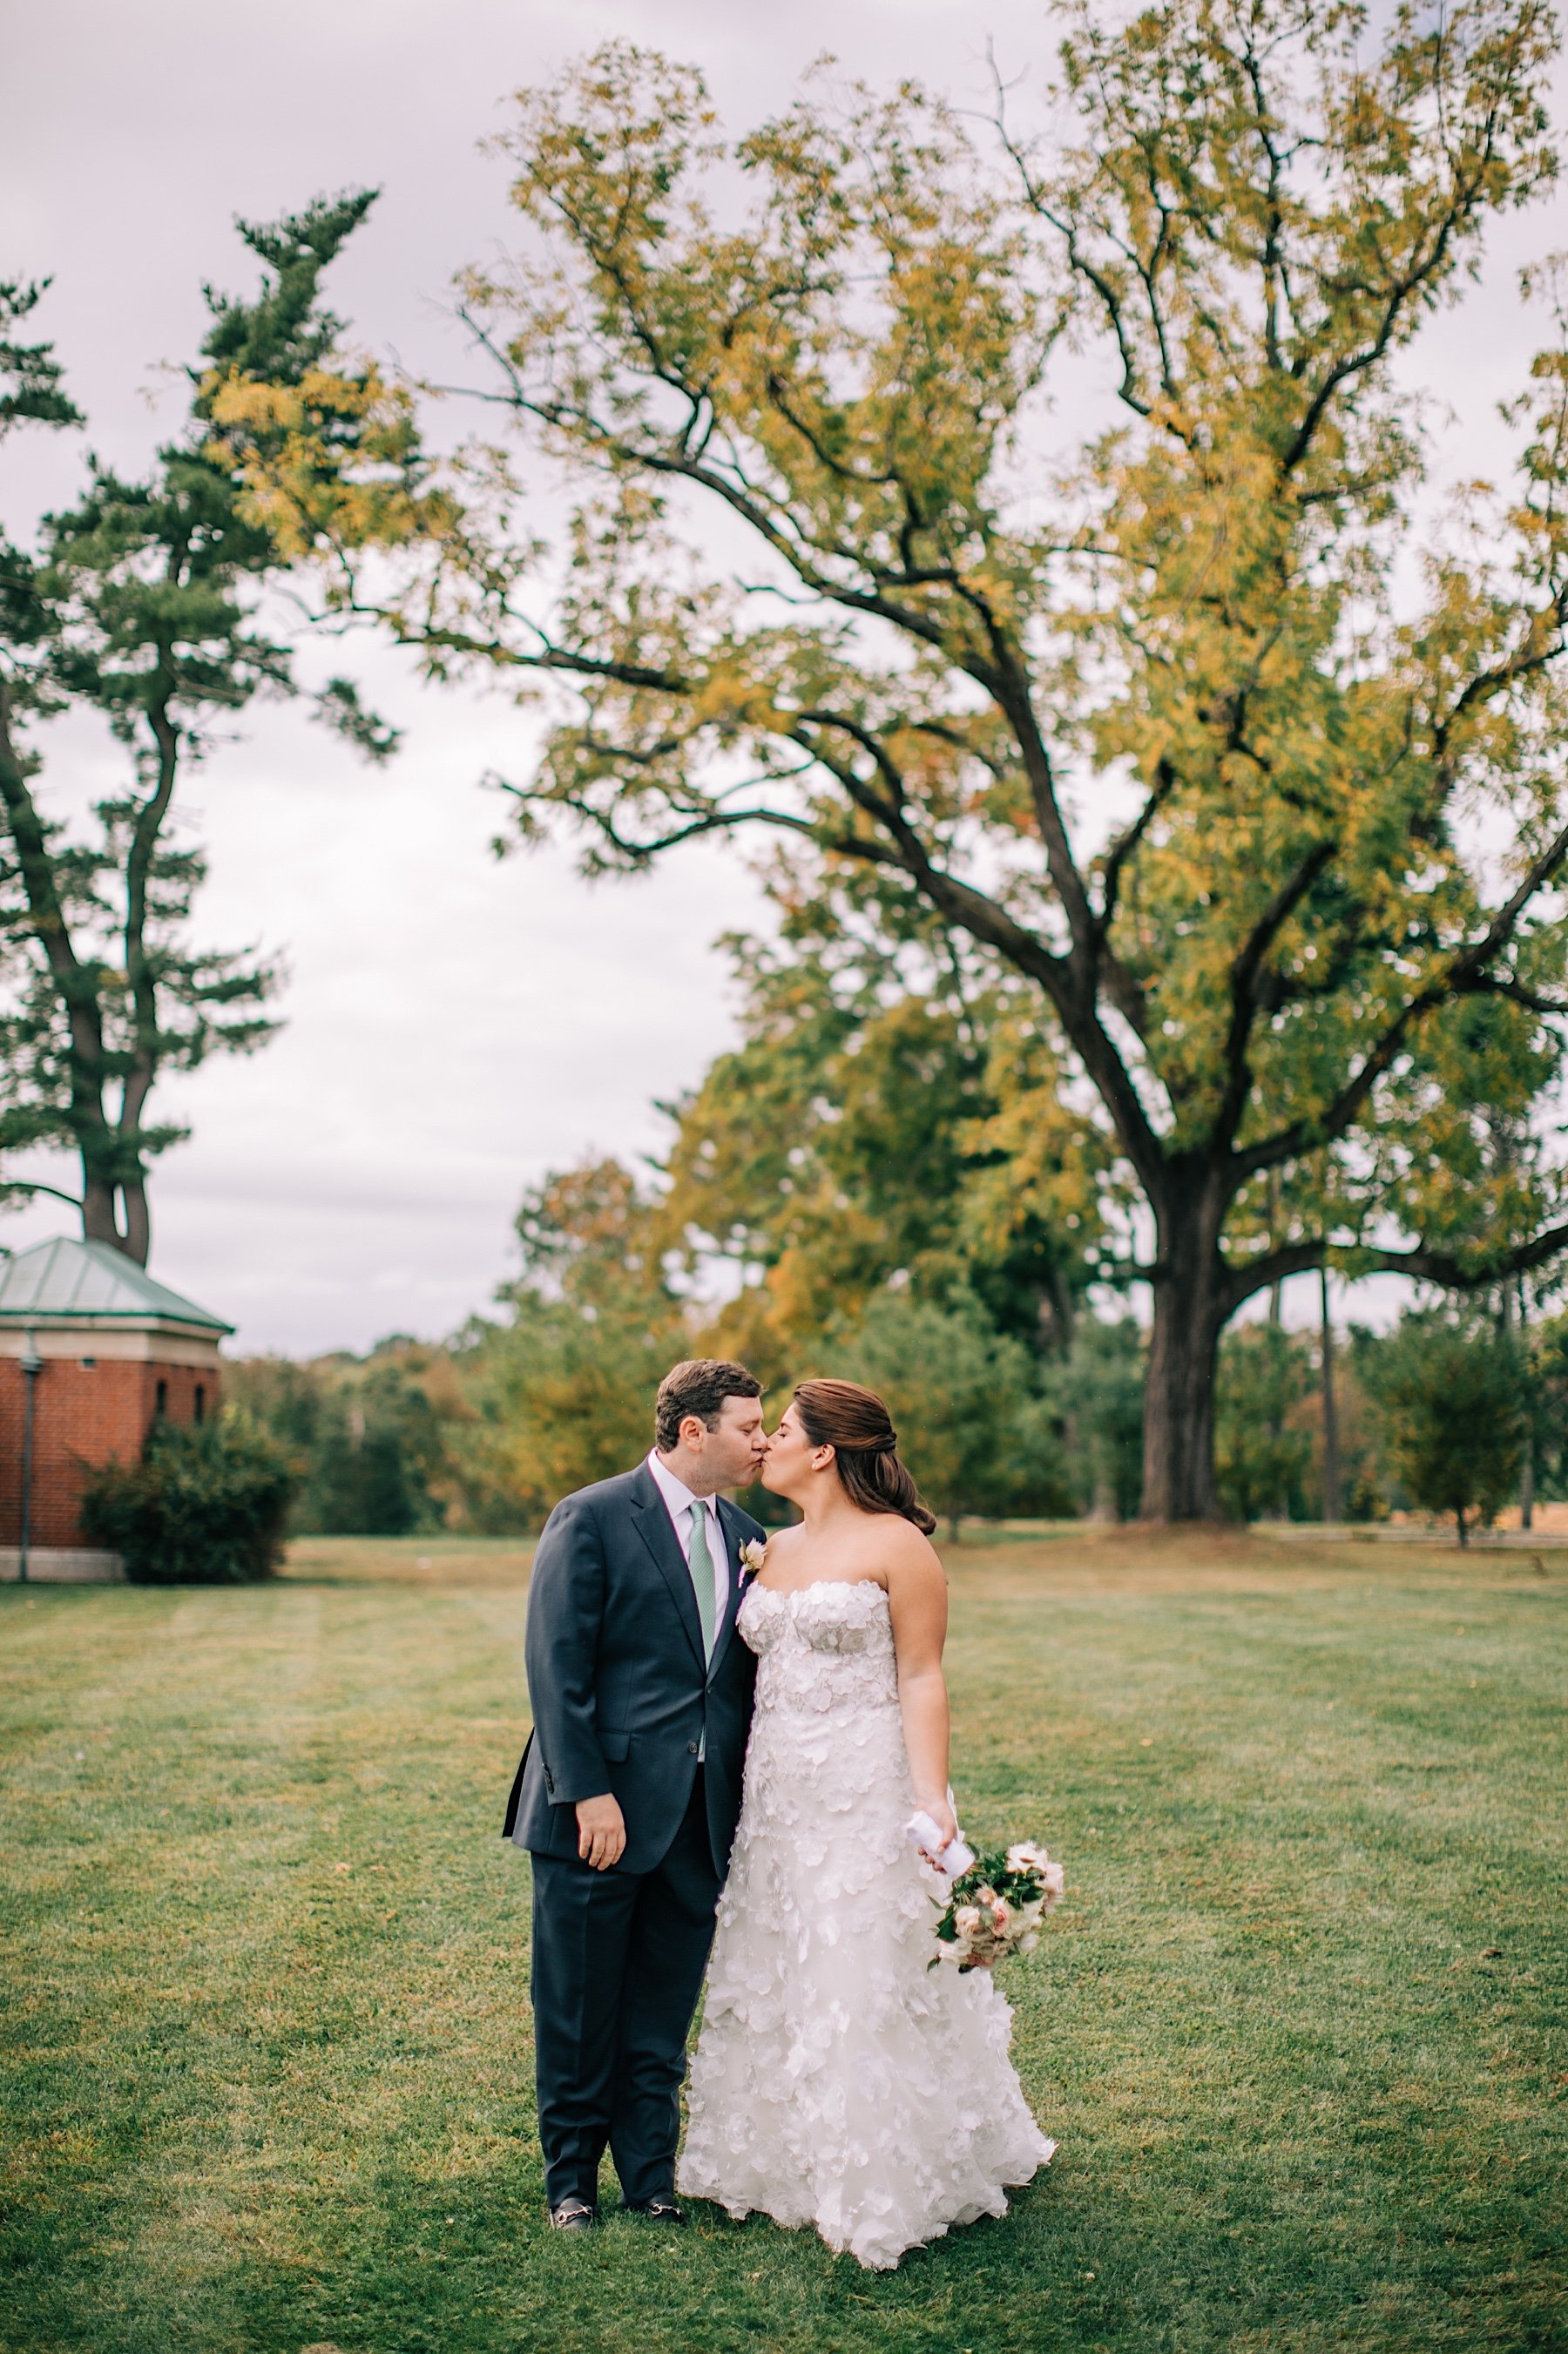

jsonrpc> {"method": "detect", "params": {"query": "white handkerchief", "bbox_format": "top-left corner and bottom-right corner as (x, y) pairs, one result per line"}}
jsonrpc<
(906, 1808), (975, 1879)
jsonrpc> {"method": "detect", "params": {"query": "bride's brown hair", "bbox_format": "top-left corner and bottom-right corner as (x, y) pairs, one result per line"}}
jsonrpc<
(793, 1379), (936, 1535)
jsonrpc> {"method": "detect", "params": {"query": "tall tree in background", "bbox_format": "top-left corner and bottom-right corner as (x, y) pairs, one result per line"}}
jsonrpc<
(0, 198), (395, 1263)
(658, 915), (1119, 1376)
(233, 2), (1568, 1514)
(456, 1159), (686, 1521)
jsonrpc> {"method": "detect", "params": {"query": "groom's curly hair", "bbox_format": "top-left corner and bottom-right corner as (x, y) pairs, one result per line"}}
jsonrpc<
(655, 1358), (764, 1451)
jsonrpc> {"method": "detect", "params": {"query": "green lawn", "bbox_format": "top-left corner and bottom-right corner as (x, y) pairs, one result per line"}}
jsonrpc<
(1, 1531), (1563, 2354)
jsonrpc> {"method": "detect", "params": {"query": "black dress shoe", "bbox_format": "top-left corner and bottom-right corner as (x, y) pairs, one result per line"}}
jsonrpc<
(623, 2196), (686, 2224)
(547, 2198), (598, 2232)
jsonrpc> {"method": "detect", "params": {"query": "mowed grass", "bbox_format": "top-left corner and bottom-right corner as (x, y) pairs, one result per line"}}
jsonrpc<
(1, 1531), (1564, 2354)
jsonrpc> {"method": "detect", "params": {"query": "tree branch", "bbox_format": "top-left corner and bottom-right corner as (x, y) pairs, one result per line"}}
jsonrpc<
(0, 1179), (85, 1211)
(787, 714), (1171, 1193)
(451, 325), (983, 675)
(507, 791), (828, 866)
(1240, 818), (1568, 1174)
(1369, 1223), (1568, 1289)
(1217, 1215), (1568, 1321)
(1214, 838), (1336, 1149)
(1218, 1235), (1326, 1319)
(1467, 971), (1568, 1016)
(1280, 134), (1505, 478)
(1094, 757), (1176, 934)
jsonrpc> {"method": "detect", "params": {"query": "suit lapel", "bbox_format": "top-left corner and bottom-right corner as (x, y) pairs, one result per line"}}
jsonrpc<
(629, 1462), (706, 1670)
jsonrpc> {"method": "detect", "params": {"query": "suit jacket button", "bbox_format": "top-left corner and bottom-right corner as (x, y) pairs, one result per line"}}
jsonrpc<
(686, 1741), (699, 1755)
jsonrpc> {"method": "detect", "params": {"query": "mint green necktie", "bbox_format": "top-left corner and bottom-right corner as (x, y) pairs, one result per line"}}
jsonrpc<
(687, 1502), (718, 1663)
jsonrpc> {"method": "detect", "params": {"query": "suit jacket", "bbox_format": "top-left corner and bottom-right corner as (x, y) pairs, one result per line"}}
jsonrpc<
(503, 1460), (765, 1876)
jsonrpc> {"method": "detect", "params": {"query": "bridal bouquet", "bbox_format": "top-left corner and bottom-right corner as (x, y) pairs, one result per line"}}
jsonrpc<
(929, 1842), (1064, 1972)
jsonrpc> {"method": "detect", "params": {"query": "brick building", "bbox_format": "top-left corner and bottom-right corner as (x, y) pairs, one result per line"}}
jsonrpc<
(0, 1235), (233, 1579)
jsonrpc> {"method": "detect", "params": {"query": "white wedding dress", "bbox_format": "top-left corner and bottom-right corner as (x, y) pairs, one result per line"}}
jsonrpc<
(678, 1579), (1054, 2269)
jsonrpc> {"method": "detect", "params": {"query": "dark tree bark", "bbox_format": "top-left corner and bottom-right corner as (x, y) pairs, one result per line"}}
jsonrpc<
(0, 677), (128, 1248)
(1140, 1160), (1232, 1521)
(1, 673), (166, 1263)
(1320, 1268), (1341, 1525)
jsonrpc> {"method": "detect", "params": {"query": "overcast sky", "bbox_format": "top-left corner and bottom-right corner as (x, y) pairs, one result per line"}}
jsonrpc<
(3, 1), (1563, 1354)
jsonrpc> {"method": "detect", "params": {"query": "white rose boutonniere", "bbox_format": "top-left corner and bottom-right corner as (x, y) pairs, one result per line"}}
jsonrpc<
(740, 1539), (767, 1582)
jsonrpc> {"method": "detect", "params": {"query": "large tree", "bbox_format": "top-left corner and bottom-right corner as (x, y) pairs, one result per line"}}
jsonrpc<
(0, 198), (394, 1262)
(230, 3), (1568, 1515)
(657, 917), (1117, 1372)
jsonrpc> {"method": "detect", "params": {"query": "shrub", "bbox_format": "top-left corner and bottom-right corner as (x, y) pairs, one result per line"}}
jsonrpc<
(1214, 1322), (1315, 1523)
(1042, 1319), (1146, 1521)
(79, 1410), (297, 1584)
(226, 1353), (452, 1534)
(1360, 1313), (1527, 1544)
(830, 1288), (1073, 1537)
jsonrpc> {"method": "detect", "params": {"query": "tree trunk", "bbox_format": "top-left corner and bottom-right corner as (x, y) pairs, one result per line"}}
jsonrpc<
(81, 1176), (123, 1249)
(1140, 1178), (1229, 1520)
(1320, 1267), (1341, 1524)
(1515, 1279), (1534, 1532)
(1267, 1170), (1282, 1326)
(1037, 1263), (1076, 1356)
(120, 1178), (151, 1268)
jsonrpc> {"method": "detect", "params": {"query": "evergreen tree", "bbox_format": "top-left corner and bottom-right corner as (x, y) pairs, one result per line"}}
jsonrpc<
(0, 198), (394, 1261)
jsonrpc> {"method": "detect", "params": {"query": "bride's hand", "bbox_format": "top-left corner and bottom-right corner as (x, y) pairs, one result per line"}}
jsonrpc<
(916, 1793), (958, 1859)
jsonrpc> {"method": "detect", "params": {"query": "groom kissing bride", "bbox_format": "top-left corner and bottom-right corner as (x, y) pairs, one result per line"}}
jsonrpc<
(503, 1356), (1053, 2271)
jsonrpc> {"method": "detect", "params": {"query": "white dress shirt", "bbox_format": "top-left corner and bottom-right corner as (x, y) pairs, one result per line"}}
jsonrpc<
(645, 1449), (730, 1647)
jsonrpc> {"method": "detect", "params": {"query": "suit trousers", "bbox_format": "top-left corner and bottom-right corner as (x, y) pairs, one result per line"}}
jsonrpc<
(530, 1772), (722, 2209)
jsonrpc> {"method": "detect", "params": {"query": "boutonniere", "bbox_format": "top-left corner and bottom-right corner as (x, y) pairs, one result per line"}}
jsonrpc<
(740, 1539), (767, 1584)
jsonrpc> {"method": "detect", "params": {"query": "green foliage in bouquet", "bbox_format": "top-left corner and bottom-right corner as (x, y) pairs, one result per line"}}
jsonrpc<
(930, 1841), (1064, 1972)
(79, 1410), (297, 1584)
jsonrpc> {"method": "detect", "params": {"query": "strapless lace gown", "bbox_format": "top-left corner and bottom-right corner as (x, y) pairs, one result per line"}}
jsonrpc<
(677, 1579), (1054, 2269)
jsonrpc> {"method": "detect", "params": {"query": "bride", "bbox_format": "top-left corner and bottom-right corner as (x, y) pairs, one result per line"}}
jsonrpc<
(678, 1378), (1054, 2269)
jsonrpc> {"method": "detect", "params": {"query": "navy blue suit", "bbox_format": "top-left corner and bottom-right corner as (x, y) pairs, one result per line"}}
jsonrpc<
(503, 1460), (763, 2209)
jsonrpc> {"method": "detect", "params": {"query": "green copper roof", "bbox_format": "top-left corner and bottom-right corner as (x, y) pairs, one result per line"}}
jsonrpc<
(0, 1235), (232, 1332)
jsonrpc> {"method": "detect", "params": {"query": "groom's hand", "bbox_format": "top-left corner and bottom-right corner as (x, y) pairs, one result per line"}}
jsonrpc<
(575, 1793), (626, 1871)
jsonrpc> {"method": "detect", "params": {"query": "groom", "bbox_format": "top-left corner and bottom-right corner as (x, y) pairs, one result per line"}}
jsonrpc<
(503, 1358), (769, 2230)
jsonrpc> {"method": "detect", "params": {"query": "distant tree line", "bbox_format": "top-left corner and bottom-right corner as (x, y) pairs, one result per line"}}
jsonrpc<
(226, 1347), (456, 1536)
(227, 1151), (1568, 1546)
